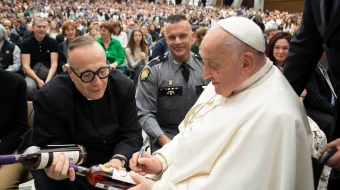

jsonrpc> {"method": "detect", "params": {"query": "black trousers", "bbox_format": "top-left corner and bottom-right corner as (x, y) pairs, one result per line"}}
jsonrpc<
(327, 94), (340, 189)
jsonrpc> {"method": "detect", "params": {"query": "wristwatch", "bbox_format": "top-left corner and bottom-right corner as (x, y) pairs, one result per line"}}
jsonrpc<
(112, 155), (127, 167)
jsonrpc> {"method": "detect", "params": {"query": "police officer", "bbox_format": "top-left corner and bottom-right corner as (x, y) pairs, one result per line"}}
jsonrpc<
(136, 15), (209, 152)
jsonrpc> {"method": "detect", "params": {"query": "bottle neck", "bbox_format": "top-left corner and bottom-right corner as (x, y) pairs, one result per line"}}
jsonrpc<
(70, 164), (89, 176)
(0, 155), (21, 165)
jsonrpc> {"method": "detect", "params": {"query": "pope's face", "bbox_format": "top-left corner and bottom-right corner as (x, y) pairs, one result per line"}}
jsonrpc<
(201, 29), (244, 97)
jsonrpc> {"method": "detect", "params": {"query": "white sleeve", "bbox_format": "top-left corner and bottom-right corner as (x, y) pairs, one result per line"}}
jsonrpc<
(6, 45), (21, 72)
(125, 48), (140, 69)
(152, 181), (177, 190)
(121, 33), (128, 48)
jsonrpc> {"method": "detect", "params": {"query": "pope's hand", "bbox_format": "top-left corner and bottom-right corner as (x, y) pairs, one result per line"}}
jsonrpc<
(127, 171), (155, 190)
(129, 151), (162, 175)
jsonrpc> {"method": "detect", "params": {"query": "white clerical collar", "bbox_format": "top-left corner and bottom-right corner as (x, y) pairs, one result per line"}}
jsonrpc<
(233, 58), (273, 95)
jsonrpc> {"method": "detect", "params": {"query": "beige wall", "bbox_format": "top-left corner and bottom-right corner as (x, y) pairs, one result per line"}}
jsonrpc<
(264, 0), (304, 13)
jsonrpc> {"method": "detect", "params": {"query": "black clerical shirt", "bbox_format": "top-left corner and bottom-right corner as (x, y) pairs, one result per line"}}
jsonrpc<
(29, 70), (143, 190)
(0, 69), (29, 154)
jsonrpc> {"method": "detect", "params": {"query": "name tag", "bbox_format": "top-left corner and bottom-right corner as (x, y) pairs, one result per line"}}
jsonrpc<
(159, 86), (182, 96)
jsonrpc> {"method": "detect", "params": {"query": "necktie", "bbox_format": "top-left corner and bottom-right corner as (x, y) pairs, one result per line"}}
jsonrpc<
(181, 62), (190, 83)
(319, 63), (337, 100)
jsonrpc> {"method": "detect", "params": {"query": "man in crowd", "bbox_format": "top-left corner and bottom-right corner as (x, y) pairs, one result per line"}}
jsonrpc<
(129, 17), (313, 189)
(283, 0), (340, 188)
(21, 17), (58, 99)
(25, 35), (143, 189)
(14, 19), (27, 38)
(136, 15), (208, 152)
(0, 24), (21, 73)
(265, 28), (278, 47)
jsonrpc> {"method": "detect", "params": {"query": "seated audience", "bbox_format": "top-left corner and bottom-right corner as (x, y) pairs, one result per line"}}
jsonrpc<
(21, 17), (58, 99)
(112, 22), (128, 48)
(97, 22), (125, 70)
(191, 27), (208, 55)
(265, 32), (291, 71)
(57, 22), (77, 73)
(125, 29), (149, 86)
(0, 24), (22, 74)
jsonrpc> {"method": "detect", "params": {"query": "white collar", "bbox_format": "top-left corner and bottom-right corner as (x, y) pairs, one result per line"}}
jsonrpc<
(233, 58), (273, 95)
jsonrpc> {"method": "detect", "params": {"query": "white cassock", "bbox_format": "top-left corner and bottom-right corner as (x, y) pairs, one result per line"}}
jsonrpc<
(151, 59), (314, 190)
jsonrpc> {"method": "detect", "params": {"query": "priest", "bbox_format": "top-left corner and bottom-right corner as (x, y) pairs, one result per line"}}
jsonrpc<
(128, 17), (314, 190)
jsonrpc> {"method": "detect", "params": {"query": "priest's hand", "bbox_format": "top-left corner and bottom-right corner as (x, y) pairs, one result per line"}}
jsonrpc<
(127, 171), (155, 190)
(321, 138), (340, 170)
(44, 153), (76, 181)
(104, 158), (126, 170)
(129, 151), (162, 175)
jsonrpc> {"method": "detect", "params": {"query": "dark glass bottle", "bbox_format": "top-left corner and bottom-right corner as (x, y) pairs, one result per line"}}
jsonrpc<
(0, 144), (87, 170)
(71, 164), (136, 190)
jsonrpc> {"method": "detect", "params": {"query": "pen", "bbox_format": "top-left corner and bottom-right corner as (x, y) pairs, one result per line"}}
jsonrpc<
(134, 136), (150, 171)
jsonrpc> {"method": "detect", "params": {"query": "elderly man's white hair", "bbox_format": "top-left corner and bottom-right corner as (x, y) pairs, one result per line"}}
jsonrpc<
(0, 24), (9, 41)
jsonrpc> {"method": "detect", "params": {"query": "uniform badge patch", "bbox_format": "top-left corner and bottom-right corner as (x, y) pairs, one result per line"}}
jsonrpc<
(140, 68), (150, 81)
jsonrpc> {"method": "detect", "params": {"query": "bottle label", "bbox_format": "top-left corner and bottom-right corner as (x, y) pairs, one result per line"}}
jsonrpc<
(95, 183), (105, 188)
(36, 151), (80, 169)
(111, 168), (136, 185)
(95, 183), (121, 190)
(37, 153), (49, 169)
(53, 151), (80, 164)
(107, 187), (122, 190)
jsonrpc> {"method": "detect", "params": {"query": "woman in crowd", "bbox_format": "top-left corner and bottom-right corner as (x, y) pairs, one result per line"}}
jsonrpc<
(57, 22), (77, 73)
(4, 25), (21, 48)
(265, 32), (291, 71)
(148, 23), (159, 43)
(97, 22), (125, 69)
(141, 25), (153, 48)
(283, 17), (295, 34)
(82, 19), (89, 33)
(48, 20), (61, 39)
(121, 17), (128, 32)
(87, 25), (100, 39)
(125, 29), (149, 86)
(191, 27), (208, 55)
(292, 18), (302, 34)
(112, 22), (128, 48)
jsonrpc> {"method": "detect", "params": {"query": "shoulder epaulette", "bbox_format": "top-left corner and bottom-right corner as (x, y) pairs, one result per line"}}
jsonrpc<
(148, 53), (169, 67)
(193, 53), (203, 61)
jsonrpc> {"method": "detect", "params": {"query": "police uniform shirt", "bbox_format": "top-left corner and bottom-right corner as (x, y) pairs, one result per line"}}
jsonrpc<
(136, 51), (209, 142)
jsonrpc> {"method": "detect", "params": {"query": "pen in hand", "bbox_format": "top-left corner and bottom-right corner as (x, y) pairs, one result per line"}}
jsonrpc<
(134, 136), (150, 171)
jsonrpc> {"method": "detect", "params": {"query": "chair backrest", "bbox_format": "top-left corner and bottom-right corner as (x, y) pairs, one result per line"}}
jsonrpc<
(27, 101), (34, 128)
